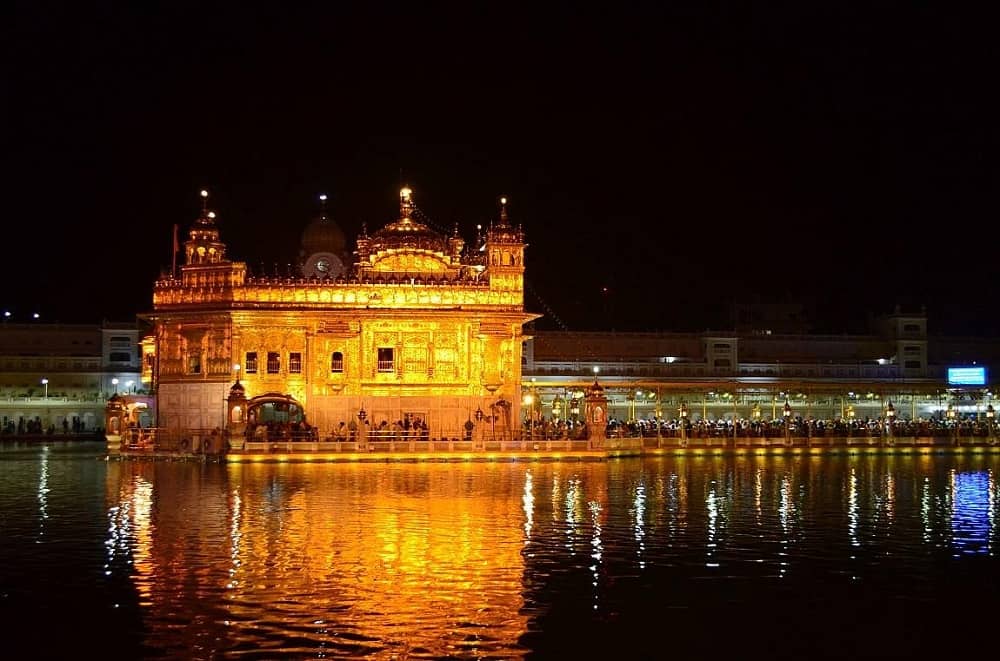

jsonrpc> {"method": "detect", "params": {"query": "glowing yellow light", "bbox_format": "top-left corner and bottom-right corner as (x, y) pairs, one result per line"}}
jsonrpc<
(200, 189), (208, 197)
(500, 197), (507, 205)
(208, 211), (216, 218)
(400, 187), (412, 200)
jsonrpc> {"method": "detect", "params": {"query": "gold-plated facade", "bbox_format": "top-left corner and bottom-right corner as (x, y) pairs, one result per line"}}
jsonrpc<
(146, 189), (538, 439)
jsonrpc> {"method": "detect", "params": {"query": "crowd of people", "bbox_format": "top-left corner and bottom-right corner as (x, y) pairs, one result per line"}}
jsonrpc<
(603, 415), (998, 439)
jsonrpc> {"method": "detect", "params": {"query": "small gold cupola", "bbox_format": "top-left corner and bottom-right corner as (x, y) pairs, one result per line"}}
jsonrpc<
(185, 189), (228, 265)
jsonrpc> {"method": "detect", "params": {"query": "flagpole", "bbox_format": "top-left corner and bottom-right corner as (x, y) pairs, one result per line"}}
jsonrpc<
(172, 223), (178, 279)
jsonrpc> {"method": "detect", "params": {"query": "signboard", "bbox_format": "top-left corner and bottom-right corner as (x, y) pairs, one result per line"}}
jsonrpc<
(947, 367), (987, 386)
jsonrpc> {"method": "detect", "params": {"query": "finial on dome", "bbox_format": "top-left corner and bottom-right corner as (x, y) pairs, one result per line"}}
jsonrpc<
(399, 186), (413, 221)
(318, 193), (328, 220)
(499, 196), (509, 225)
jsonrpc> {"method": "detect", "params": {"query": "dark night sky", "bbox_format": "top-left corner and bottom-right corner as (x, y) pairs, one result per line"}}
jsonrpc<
(5, 2), (996, 335)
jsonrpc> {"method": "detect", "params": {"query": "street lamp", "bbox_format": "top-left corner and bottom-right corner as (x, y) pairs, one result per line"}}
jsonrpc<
(678, 401), (689, 442)
(783, 399), (792, 444)
(885, 400), (896, 438)
(523, 390), (535, 440)
(654, 389), (663, 443)
(846, 404), (856, 437)
(41, 378), (48, 399)
(126, 380), (134, 394)
(946, 403), (958, 445)
(111, 377), (119, 395)
(987, 404), (995, 443)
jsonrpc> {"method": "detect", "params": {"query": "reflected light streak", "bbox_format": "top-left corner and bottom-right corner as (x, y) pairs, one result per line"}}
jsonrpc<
(228, 487), (243, 589)
(754, 467), (762, 524)
(779, 474), (793, 577)
(921, 477), (933, 545)
(589, 499), (603, 611)
(885, 474), (895, 523)
(848, 468), (859, 549)
(990, 469), (996, 554)
(565, 476), (582, 550)
(666, 473), (680, 540)
(129, 476), (155, 602)
(37, 446), (49, 542)
(522, 469), (534, 546)
(950, 470), (991, 556)
(105, 503), (130, 576)
(706, 482), (719, 568)
(632, 480), (646, 569)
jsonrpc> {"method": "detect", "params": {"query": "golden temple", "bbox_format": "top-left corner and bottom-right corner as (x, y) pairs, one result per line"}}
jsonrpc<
(143, 187), (540, 445)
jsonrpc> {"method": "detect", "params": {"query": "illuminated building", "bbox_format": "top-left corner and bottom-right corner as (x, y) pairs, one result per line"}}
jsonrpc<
(0, 321), (143, 432)
(523, 306), (1000, 424)
(145, 188), (538, 439)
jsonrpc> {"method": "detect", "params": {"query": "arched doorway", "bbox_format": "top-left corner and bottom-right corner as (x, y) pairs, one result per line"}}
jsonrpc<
(246, 392), (309, 441)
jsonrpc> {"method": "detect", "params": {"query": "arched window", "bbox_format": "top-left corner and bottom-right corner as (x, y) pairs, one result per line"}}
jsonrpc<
(330, 352), (344, 373)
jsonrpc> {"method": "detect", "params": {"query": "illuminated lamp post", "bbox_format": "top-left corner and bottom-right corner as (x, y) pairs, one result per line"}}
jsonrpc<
(678, 401), (689, 443)
(41, 377), (49, 431)
(626, 390), (638, 424)
(987, 404), (995, 444)
(846, 405), (856, 439)
(783, 399), (792, 445)
(111, 377), (119, 395)
(523, 390), (535, 441)
(126, 380), (134, 394)
(885, 400), (896, 440)
(946, 403), (958, 445)
(731, 392), (738, 445)
(751, 403), (762, 446)
(654, 389), (663, 445)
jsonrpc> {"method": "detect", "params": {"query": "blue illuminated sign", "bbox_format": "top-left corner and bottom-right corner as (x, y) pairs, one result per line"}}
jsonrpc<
(947, 367), (986, 386)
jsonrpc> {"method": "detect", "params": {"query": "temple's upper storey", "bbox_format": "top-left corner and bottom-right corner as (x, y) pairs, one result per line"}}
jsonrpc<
(153, 185), (530, 312)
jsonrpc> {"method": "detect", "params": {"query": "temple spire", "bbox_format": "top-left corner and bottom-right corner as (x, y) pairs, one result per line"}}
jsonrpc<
(399, 186), (413, 222)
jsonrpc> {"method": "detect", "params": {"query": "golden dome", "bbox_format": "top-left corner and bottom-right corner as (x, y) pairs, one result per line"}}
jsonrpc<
(369, 187), (446, 253)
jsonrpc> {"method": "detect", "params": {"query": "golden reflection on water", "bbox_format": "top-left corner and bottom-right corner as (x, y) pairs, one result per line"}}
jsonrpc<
(106, 461), (618, 658)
